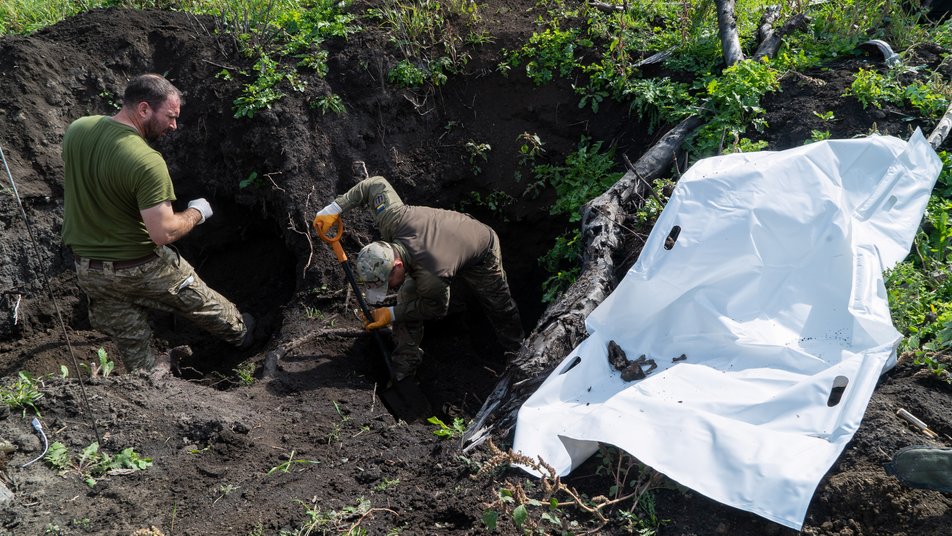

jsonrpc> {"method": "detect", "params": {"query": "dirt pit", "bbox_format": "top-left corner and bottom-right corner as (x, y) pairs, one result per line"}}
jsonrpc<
(0, 4), (951, 536)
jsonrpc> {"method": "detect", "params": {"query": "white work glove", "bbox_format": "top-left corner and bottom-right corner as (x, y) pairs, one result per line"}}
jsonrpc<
(188, 198), (213, 224)
(312, 201), (343, 234)
(316, 201), (342, 216)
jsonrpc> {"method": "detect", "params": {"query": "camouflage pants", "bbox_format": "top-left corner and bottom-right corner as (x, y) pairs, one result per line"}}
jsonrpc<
(74, 245), (247, 370)
(391, 233), (523, 379)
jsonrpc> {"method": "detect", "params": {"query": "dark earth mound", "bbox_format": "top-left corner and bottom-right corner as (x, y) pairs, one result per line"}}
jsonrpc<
(0, 3), (950, 535)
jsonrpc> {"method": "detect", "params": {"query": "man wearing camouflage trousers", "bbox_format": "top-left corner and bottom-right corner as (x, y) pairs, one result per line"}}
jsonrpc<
(313, 176), (524, 381)
(62, 73), (254, 377)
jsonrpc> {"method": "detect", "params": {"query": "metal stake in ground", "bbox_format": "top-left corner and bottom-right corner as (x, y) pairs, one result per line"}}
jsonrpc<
(315, 218), (431, 422)
(0, 143), (103, 445)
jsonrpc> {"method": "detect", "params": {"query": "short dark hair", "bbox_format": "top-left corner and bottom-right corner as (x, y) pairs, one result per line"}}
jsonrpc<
(122, 73), (182, 110)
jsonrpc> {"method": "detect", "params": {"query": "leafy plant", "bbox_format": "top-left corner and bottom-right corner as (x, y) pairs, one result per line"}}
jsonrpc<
(233, 54), (300, 118)
(633, 177), (674, 225)
(45, 441), (152, 487)
(427, 416), (466, 439)
(503, 27), (589, 85)
(904, 79), (951, 120)
(576, 84), (609, 113)
(370, 0), (476, 90)
(372, 477), (400, 492)
(464, 141), (491, 174)
(285, 497), (374, 536)
(225, 0), (359, 118)
(235, 361), (256, 386)
(539, 230), (581, 304)
(387, 59), (428, 87)
(914, 197), (952, 270)
(530, 137), (622, 303)
(312, 93), (346, 114)
(843, 67), (949, 119)
(727, 137), (769, 154)
(457, 190), (513, 221)
(214, 483), (240, 504)
(622, 77), (693, 134)
(912, 352), (951, 383)
(516, 132), (545, 167)
(534, 137), (622, 222)
(240, 171), (262, 189)
(844, 68), (902, 110)
(303, 305), (325, 320)
(80, 347), (114, 378)
(333, 399), (349, 422)
(0, 370), (43, 415)
(691, 58), (780, 158)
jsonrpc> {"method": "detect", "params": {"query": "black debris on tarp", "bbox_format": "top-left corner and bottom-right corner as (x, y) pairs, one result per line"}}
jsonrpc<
(607, 340), (657, 382)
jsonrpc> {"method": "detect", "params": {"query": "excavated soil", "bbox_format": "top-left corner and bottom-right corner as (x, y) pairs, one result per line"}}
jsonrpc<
(0, 4), (950, 535)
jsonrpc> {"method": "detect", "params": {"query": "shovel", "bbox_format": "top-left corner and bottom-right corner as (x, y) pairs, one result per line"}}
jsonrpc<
(316, 218), (432, 422)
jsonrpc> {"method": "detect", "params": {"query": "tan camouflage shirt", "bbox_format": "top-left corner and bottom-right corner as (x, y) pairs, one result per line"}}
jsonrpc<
(336, 176), (494, 322)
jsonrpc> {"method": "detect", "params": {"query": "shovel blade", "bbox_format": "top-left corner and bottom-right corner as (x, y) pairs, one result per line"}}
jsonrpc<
(380, 377), (432, 423)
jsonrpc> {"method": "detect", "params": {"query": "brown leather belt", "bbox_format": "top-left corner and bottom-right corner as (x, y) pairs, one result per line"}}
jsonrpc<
(81, 252), (158, 271)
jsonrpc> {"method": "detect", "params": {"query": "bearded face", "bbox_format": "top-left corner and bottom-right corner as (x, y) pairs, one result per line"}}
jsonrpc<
(143, 94), (180, 142)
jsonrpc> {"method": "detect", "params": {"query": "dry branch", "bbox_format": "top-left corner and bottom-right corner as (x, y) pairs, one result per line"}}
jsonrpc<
(462, 116), (703, 449)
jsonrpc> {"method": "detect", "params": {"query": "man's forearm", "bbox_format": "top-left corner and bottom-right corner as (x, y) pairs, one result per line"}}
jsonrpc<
(141, 201), (204, 246)
(159, 208), (203, 244)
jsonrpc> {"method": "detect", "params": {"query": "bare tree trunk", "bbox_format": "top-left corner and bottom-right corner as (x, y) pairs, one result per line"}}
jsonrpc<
(715, 0), (744, 66)
(462, 115), (703, 449)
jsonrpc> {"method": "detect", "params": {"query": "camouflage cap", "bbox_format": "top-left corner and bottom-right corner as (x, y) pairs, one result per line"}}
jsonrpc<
(355, 241), (395, 304)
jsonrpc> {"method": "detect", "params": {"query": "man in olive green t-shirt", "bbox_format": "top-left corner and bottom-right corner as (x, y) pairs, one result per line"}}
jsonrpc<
(62, 73), (255, 376)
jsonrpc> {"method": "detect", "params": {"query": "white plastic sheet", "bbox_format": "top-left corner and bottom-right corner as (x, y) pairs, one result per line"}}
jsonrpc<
(512, 130), (942, 529)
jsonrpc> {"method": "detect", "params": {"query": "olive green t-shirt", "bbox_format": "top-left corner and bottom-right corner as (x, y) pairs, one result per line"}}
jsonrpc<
(62, 116), (176, 260)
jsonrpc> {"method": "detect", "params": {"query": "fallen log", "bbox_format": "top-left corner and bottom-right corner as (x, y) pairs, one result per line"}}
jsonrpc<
(928, 100), (952, 149)
(462, 115), (703, 450)
(753, 12), (810, 61)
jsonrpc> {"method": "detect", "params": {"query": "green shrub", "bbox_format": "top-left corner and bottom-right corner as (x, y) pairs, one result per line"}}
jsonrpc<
(503, 27), (589, 85)
(844, 68), (902, 109)
(533, 137), (622, 222)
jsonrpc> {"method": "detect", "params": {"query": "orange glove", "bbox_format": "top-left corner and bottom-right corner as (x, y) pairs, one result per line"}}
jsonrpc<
(312, 213), (340, 234)
(365, 307), (394, 330)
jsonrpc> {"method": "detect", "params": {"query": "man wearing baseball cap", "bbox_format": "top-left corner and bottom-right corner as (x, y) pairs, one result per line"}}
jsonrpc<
(314, 176), (523, 381)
